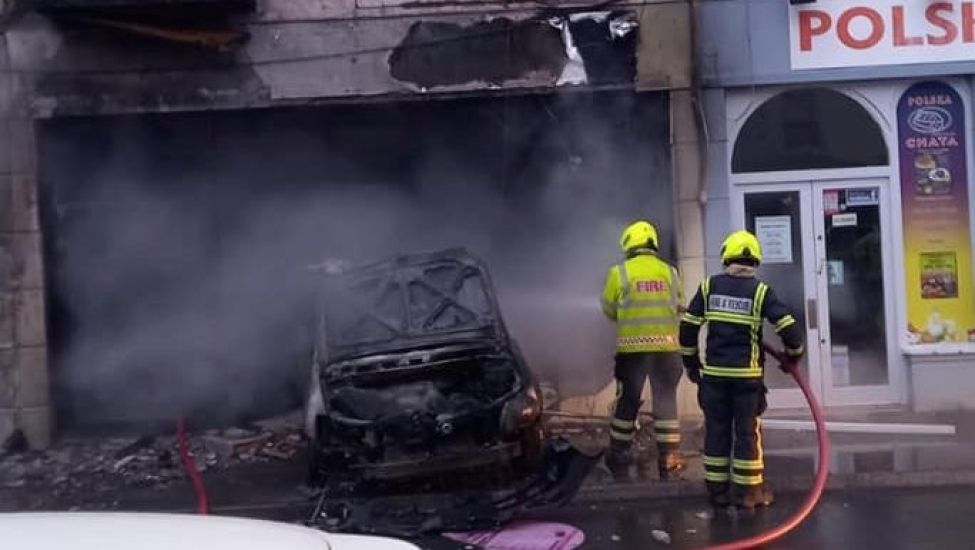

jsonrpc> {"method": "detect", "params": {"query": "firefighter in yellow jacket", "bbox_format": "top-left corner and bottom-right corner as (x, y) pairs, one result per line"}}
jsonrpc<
(601, 220), (685, 480)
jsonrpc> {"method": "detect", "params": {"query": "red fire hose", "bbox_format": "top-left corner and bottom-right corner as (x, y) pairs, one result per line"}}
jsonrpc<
(702, 345), (831, 550)
(177, 416), (210, 515)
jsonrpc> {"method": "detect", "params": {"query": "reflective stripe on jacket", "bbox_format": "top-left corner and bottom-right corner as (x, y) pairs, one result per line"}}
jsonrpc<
(601, 251), (683, 353)
(678, 269), (805, 379)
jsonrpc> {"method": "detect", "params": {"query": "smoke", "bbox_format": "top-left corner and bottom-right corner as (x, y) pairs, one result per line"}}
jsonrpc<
(39, 91), (672, 428)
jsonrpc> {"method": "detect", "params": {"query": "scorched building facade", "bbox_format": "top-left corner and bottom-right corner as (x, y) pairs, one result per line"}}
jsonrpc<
(0, 0), (703, 446)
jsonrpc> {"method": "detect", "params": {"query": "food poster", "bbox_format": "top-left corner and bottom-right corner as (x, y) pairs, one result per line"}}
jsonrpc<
(897, 81), (975, 348)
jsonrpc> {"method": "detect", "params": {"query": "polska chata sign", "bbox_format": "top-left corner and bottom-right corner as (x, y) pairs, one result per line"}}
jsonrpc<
(790, 1), (975, 69)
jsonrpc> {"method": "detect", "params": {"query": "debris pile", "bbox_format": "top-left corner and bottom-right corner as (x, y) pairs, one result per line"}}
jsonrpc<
(0, 414), (306, 510)
(0, 435), (180, 492)
(201, 424), (304, 464)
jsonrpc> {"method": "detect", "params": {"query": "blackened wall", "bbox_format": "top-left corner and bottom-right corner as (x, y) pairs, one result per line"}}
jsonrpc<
(38, 90), (671, 429)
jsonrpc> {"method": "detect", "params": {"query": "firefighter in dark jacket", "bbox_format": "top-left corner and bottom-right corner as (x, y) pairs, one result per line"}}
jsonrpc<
(678, 230), (804, 509)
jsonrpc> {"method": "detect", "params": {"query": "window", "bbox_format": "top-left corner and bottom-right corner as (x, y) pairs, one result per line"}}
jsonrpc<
(732, 88), (888, 173)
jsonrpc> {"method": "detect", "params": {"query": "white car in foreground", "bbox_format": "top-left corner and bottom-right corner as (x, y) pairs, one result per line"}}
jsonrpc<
(0, 513), (421, 550)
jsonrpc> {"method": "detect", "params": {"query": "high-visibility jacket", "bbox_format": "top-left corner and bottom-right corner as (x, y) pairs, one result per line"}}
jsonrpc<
(678, 268), (804, 379)
(601, 250), (683, 353)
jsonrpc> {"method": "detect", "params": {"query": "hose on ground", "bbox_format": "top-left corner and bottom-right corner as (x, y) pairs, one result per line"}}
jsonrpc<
(177, 416), (210, 515)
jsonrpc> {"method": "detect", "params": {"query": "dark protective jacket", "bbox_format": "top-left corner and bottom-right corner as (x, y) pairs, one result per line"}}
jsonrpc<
(679, 265), (804, 379)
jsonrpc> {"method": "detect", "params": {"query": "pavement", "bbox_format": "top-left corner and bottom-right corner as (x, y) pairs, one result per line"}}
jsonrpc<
(560, 408), (975, 503)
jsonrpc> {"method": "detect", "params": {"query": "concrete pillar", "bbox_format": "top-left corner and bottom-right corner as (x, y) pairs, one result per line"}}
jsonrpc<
(0, 30), (51, 448)
(701, 88), (732, 275)
(670, 88), (706, 420)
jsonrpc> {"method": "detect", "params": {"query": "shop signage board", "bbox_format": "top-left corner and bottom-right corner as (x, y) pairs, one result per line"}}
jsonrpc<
(790, 1), (975, 69)
(897, 81), (975, 349)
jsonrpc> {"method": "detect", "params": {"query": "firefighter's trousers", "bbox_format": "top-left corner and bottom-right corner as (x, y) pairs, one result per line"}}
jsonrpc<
(698, 377), (767, 493)
(610, 352), (683, 453)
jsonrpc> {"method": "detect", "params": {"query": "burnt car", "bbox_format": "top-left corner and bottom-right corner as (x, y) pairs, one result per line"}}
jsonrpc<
(304, 249), (544, 487)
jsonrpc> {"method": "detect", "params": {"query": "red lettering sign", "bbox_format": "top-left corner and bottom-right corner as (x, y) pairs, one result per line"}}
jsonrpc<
(635, 280), (667, 293)
(792, 1), (975, 69)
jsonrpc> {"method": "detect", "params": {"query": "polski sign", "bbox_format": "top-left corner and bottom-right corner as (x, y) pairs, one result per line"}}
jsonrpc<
(790, 1), (975, 70)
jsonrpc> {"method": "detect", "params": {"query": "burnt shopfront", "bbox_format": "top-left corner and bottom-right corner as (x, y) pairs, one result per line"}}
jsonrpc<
(0, 0), (698, 442)
(697, 0), (975, 413)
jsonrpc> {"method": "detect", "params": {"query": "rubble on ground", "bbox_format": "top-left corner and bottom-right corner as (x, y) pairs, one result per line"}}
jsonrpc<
(545, 413), (656, 456)
(0, 413), (306, 509)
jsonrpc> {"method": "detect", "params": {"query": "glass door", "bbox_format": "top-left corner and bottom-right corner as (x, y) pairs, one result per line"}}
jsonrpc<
(737, 179), (901, 408)
(740, 183), (820, 409)
(813, 181), (899, 405)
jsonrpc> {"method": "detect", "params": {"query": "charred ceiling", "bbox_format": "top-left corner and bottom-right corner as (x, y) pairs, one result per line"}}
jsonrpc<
(388, 18), (568, 89)
(388, 11), (639, 90)
(20, 4), (648, 117)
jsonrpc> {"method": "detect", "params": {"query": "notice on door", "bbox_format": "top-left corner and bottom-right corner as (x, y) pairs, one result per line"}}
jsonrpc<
(831, 213), (858, 227)
(755, 216), (793, 264)
(897, 81), (975, 350)
(827, 260), (844, 286)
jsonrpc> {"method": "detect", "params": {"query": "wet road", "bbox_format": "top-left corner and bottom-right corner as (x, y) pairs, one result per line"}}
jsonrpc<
(224, 485), (974, 549)
(498, 487), (974, 550)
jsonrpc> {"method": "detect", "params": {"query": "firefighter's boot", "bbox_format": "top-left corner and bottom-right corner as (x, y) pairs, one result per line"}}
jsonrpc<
(706, 481), (731, 509)
(605, 444), (635, 481)
(657, 450), (685, 481)
(735, 483), (775, 510)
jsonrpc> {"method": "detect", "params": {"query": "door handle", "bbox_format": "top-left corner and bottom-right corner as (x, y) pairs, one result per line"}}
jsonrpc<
(806, 299), (818, 330)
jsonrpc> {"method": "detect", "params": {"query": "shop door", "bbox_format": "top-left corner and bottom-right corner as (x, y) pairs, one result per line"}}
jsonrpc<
(738, 179), (900, 408)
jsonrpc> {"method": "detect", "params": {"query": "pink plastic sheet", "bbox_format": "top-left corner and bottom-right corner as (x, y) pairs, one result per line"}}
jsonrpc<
(444, 521), (584, 550)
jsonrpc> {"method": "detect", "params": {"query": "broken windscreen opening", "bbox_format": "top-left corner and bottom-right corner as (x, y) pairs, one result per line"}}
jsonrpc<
(322, 249), (505, 359)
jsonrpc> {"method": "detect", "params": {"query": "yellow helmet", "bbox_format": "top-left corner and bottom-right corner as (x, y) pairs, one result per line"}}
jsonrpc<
(619, 220), (658, 253)
(720, 230), (763, 264)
